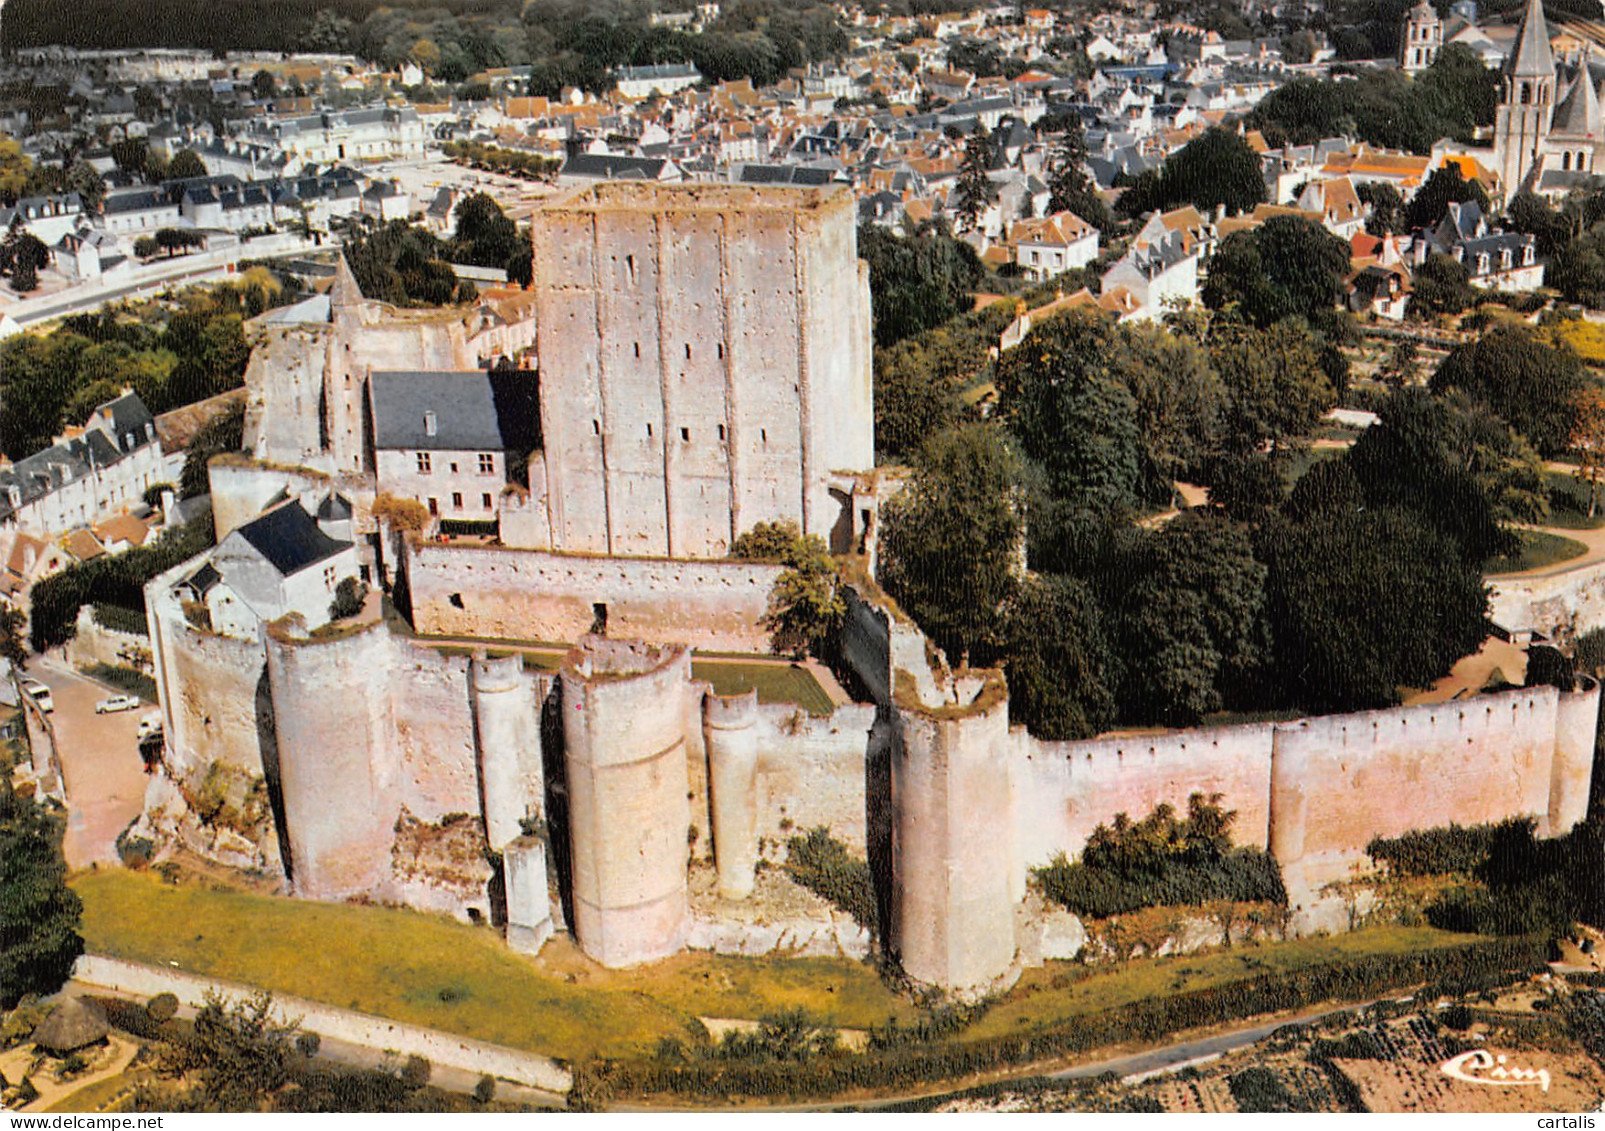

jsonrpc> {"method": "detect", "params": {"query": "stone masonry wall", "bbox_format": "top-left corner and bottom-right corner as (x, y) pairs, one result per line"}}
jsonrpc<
(1488, 558), (1605, 644)
(404, 538), (782, 653)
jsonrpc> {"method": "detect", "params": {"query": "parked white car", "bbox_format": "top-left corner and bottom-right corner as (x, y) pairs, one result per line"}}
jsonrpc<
(22, 679), (53, 713)
(137, 711), (163, 741)
(95, 694), (142, 714)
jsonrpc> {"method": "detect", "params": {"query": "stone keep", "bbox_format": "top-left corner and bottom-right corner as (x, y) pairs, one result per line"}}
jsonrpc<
(526, 182), (874, 559)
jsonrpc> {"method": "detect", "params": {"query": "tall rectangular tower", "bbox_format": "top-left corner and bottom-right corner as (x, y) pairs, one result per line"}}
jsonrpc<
(527, 183), (874, 560)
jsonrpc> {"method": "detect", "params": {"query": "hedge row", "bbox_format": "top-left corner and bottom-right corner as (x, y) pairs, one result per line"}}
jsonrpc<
(575, 936), (1548, 1102)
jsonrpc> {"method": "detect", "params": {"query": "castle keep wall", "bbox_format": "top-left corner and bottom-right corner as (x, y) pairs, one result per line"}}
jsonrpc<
(266, 622), (401, 901)
(146, 567), (268, 787)
(403, 539), (782, 653)
(528, 183), (873, 560)
(561, 639), (693, 967)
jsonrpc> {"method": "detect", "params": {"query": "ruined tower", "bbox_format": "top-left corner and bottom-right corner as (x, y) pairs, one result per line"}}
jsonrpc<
(559, 638), (693, 967)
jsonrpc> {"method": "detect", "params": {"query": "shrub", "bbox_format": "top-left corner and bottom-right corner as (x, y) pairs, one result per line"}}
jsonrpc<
(85, 664), (156, 702)
(1228, 1066), (1305, 1112)
(1576, 627), (1605, 676)
(1366, 821), (1504, 877)
(473, 1074), (496, 1103)
(401, 1054), (431, 1088)
(29, 514), (214, 650)
(92, 603), (149, 636)
(372, 494), (430, 532)
(328, 577), (367, 621)
(783, 827), (877, 934)
(1034, 793), (1286, 919)
(146, 992), (178, 1023)
(142, 483), (175, 510)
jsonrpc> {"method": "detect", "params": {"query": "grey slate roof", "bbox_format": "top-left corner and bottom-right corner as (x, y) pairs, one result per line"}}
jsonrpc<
(236, 501), (349, 577)
(1508, 0), (1555, 78)
(368, 369), (540, 454)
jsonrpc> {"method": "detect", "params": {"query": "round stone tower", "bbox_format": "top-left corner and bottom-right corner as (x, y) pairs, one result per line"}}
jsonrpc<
(703, 689), (761, 900)
(265, 620), (398, 902)
(560, 637), (693, 967)
(471, 652), (543, 853)
(892, 668), (1018, 995)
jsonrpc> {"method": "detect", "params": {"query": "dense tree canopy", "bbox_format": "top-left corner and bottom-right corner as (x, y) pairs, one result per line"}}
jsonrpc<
(879, 424), (1022, 665)
(0, 782), (84, 1008)
(1259, 505), (1490, 712)
(1431, 325), (1589, 457)
(1116, 127), (1266, 218)
(1248, 44), (1499, 151)
(994, 309), (1158, 514)
(1201, 216), (1351, 327)
(859, 222), (983, 349)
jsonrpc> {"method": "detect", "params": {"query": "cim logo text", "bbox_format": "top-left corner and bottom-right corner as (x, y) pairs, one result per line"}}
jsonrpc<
(1440, 1049), (1551, 1092)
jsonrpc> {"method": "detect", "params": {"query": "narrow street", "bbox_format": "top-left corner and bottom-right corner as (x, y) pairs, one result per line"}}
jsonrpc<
(29, 656), (150, 868)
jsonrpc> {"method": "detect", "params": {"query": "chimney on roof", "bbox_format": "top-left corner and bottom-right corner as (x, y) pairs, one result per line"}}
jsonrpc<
(424, 411), (437, 437)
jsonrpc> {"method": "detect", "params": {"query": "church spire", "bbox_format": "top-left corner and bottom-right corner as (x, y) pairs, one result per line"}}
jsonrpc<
(1508, 0), (1556, 79)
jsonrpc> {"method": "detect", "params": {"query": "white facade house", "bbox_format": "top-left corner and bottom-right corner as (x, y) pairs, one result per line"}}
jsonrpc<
(180, 497), (360, 636)
(1010, 210), (1100, 279)
(0, 391), (165, 537)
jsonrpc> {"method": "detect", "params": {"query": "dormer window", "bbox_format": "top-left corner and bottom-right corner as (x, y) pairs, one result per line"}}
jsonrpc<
(424, 410), (437, 437)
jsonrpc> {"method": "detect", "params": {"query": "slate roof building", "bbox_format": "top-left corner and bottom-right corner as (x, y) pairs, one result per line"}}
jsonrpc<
(368, 368), (540, 525)
(0, 390), (164, 537)
(196, 496), (359, 636)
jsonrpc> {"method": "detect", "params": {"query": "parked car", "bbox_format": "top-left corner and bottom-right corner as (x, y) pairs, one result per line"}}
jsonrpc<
(137, 711), (163, 741)
(95, 694), (142, 714)
(21, 679), (53, 713)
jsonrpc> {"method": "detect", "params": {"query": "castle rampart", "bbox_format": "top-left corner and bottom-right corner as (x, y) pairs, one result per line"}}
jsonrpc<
(402, 537), (783, 653)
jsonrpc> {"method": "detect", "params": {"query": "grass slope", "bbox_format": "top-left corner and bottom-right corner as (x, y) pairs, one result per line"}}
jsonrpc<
(72, 869), (908, 1061)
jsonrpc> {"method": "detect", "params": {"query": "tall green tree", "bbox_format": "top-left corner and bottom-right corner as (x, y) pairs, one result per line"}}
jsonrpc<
(858, 222), (983, 348)
(1405, 164), (1489, 230)
(1208, 318), (1336, 453)
(1431, 325), (1587, 457)
(168, 149), (208, 179)
(1117, 510), (1270, 726)
(953, 126), (997, 232)
(0, 781), (84, 1008)
(879, 424), (1021, 664)
(1201, 215), (1351, 327)
(994, 308), (1154, 512)
(1117, 127), (1265, 218)
(1046, 115), (1112, 231)
(1260, 506), (1489, 712)
(1410, 253), (1475, 317)
(1002, 574), (1117, 739)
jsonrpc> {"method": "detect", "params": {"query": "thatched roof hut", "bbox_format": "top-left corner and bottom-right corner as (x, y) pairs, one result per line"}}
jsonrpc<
(32, 997), (110, 1054)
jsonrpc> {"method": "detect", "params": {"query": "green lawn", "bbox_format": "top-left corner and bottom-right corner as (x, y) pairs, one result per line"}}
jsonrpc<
(71, 870), (909, 1061)
(1542, 470), (1605, 530)
(964, 925), (1482, 1041)
(430, 638), (834, 713)
(1483, 530), (1589, 575)
(691, 660), (835, 714)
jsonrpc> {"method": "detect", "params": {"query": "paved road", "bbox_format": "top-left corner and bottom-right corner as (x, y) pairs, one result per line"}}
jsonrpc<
(31, 656), (151, 868)
(64, 976), (565, 1110)
(1049, 1001), (1360, 1083)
